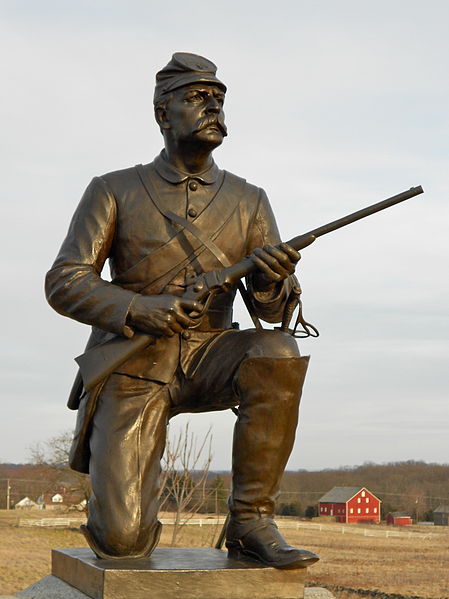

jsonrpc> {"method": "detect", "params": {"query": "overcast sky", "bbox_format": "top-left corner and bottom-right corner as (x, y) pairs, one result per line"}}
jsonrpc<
(1, 0), (448, 471)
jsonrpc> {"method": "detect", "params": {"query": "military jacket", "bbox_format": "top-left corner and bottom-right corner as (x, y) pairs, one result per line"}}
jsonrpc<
(46, 152), (290, 387)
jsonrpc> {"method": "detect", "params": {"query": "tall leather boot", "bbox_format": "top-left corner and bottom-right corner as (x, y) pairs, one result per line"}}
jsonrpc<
(226, 356), (319, 569)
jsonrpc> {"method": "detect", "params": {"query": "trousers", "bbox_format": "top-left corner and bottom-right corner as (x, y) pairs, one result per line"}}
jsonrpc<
(83, 328), (308, 559)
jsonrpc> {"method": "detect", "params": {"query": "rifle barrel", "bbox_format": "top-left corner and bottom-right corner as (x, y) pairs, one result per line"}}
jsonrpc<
(288, 186), (423, 250)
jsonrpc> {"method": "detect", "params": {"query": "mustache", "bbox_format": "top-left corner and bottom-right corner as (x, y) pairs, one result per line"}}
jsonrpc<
(194, 115), (228, 136)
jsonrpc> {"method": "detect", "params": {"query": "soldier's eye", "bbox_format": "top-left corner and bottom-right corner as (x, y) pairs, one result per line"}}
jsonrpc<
(185, 93), (202, 102)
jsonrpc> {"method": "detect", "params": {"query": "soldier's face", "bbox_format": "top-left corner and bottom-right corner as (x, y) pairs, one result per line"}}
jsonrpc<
(165, 84), (227, 148)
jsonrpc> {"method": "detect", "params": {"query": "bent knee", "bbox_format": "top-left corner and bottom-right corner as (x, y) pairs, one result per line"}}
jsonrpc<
(104, 528), (139, 556)
(92, 523), (156, 558)
(245, 329), (300, 359)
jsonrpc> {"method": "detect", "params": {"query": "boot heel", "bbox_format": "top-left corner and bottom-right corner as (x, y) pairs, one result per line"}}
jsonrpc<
(226, 541), (244, 561)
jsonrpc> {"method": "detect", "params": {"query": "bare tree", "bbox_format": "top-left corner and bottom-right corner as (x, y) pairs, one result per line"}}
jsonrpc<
(158, 422), (217, 546)
(28, 424), (217, 533)
(29, 431), (90, 510)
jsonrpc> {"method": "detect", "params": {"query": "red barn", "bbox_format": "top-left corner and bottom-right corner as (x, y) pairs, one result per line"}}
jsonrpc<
(318, 486), (381, 523)
(386, 512), (412, 526)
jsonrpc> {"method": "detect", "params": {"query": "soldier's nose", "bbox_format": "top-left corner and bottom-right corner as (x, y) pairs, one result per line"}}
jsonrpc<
(206, 99), (220, 113)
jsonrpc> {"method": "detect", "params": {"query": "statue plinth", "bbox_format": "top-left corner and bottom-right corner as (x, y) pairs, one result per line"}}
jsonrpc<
(51, 547), (307, 599)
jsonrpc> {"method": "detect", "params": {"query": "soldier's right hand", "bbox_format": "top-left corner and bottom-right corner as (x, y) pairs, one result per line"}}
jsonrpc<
(127, 295), (201, 337)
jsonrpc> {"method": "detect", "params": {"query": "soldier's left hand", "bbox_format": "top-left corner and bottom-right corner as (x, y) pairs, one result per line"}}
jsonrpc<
(250, 242), (300, 290)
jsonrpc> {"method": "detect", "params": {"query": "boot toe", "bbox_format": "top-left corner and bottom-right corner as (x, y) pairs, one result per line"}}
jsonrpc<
(226, 519), (319, 569)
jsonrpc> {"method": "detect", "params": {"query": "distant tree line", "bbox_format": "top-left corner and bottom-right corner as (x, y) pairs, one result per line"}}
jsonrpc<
(1, 448), (447, 522)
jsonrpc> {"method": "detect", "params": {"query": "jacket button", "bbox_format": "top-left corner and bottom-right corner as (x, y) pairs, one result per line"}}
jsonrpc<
(188, 180), (198, 191)
(182, 330), (191, 340)
(188, 207), (197, 218)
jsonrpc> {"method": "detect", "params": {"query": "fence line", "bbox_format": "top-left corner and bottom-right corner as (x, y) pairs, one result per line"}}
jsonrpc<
(276, 520), (434, 539)
(18, 516), (435, 539)
(18, 517), (86, 527)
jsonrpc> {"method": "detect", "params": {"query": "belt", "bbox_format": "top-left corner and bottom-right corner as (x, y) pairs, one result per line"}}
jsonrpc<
(190, 308), (233, 332)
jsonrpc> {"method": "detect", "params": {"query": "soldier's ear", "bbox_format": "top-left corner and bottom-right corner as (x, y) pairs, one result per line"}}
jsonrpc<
(154, 105), (171, 131)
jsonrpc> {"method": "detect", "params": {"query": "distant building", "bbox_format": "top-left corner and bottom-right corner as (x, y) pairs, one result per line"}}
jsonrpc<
(318, 486), (381, 523)
(40, 489), (85, 510)
(434, 505), (449, 526)
(39, 492), (64, 510)
(15, 496), (38, 510)
(386, 512), (412, 526)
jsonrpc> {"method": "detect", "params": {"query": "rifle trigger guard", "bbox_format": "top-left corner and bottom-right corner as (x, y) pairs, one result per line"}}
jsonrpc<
(187, 289), (219, 329)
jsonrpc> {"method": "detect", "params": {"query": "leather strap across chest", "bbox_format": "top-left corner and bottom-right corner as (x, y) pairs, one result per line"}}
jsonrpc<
(111, 164), (245, 294)
(136, 164), (232, 268)
(135, 164), (262, 329)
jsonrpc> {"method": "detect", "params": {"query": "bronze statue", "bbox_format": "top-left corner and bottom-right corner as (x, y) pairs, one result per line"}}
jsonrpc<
(45, 51), (423, 568)
(46, 52), (317, 568)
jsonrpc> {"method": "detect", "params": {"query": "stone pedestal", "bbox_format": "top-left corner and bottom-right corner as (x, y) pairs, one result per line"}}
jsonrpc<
(51, 547), (308, 599)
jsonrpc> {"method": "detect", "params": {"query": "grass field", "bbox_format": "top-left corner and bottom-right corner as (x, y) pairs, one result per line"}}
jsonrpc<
(0, 511), (448, 598)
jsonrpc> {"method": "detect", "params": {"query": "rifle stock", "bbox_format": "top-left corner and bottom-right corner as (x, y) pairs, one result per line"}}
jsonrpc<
(76, 185), (424, 391)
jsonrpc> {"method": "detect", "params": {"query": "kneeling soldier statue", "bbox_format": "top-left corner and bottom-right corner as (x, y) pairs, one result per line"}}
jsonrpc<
(46, 52), (319, 569)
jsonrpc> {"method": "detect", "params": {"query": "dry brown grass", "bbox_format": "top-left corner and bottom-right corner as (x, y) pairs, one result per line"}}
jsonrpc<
(0, 524), (88, 594)
(283, 524), (449, 599)
(1, 511), (448, 598)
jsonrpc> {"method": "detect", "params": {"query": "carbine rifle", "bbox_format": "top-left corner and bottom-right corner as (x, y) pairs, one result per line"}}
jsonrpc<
(76, 185), (424, 391)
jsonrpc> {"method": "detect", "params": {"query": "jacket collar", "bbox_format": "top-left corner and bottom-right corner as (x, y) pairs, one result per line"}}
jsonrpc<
(153, 150), (220, 185)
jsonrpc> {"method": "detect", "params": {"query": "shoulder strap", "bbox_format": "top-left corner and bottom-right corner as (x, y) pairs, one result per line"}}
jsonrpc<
(166, 210), (261, 329)
(135, 164), (262, 329)
(113, 166), (242, 292)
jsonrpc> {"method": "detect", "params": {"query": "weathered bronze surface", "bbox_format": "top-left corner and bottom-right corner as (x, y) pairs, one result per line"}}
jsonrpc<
(46, 51), (318, 569)
(45, 49), (424, 577)
(52, 548), (306, 599)
(75, 184), (423, 389)
(46, 50), (424, 570)
(45, 49), (424, 574)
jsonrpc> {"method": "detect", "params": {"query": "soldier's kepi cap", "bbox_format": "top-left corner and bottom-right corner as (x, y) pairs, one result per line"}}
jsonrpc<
(154, 52), (226, 104)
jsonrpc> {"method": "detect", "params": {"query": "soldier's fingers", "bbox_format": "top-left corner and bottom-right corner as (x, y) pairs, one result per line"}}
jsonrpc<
(250, 253), (283, 282)
(162, 312), (186, 335)
(173, 308), (198, 328)
(178, 298), (203, 313)
(252, 248), (289, 278)
(166, 313), (182, 328)
(263, 246), (297, 272)
(167, 318), (184, 334)
(162, 325), (176, 337)
(278, 243), (301, 263)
